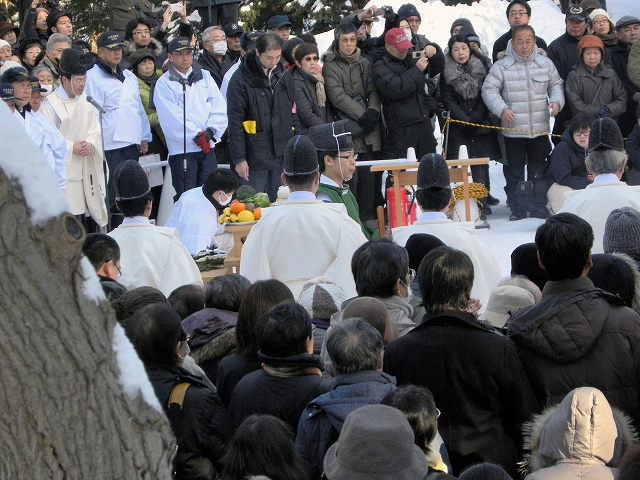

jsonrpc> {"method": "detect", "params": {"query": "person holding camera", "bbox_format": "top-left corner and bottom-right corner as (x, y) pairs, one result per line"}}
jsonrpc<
(372, 27), (444, 160)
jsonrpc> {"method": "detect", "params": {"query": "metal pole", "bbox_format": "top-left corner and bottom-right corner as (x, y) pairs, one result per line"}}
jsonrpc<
(98, 110), (111, 232)
(182, 82), (187, 196)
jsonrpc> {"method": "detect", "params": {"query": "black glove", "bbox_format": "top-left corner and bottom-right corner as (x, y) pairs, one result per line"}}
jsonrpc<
(357, 108), (379, 135)
(382, 6), (396, 21)
(598, 105), (611, 118)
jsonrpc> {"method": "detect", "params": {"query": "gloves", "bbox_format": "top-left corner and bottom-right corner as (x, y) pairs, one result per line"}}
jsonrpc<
(357, 108), (379, 135)
(598, 105), (611, 118)
(194, 128), (215, 154)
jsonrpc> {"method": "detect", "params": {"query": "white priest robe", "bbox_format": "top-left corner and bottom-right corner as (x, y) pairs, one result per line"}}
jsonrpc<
(558, 175), (640, 254)
(393, 215), (503, 309)
(108, 217), (203, 296)
(41, 88), (109, 226)
(239, 193), (367, 298)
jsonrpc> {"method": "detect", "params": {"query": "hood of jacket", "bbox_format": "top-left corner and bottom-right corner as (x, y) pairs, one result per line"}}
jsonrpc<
(123, 37), (163, 57)
(504, 40), (547, 67)
(442, 53), (486, 100)
(522, 387), (637, 474)
(307, 370), (397, 431)
(508, 277), (626, 362)
(560, 127), (588, 155)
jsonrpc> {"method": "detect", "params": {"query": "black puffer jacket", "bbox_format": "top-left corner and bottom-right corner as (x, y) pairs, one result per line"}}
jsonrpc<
(292, 66), (332, 135)
(548, 128), (590, 189)
(227, 50), (298, 170)
(146, 365), (233, 480)
(508, 276), (640, 427)
(609, 41), (640, 137)
(546, 31), (582, 81)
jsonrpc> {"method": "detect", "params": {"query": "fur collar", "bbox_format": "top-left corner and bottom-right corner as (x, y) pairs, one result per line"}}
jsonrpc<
(610, 251), (640, 313)
(442, 54), (486, 100)
(123, 37), (163, 57)
(189, 329), (237, 365)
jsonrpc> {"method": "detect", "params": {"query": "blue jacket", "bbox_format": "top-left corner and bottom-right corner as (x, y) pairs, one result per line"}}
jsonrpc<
(295, 370), (397, 480)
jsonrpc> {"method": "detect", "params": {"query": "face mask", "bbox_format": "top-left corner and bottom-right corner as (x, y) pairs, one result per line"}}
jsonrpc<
(400, 279), (413, 302)
(41, 84), (53, 96)
(212, 41), (227, 56)
(218, 192), (232, 206)
(403, 28), (413, 42)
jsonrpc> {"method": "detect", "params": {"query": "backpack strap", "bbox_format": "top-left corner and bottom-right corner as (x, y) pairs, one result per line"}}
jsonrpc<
(168, 382), (190, 410)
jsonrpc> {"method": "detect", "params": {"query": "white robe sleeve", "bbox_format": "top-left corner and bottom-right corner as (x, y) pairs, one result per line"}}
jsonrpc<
(38, 113), (68, 190)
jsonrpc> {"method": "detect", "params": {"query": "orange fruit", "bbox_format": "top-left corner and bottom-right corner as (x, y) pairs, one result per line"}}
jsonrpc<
(253, 207), (261, 220)
(237, 210), (254, 222)
(230, 202), (246, 214)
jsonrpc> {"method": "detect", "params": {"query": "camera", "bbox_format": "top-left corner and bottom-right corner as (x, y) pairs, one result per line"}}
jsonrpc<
(170, 2), (182, 12)
(412, 51), (426, 59)
(374, 5), (392, 16)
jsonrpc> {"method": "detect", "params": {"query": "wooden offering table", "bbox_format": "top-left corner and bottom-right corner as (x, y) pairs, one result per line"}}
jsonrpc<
(223, 222), (256, 274)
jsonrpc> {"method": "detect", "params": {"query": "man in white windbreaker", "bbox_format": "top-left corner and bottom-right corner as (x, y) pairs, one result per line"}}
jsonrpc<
(154, 36), (228, 201)
(482, 24), (564, 221)
(84, 30), (152, 222)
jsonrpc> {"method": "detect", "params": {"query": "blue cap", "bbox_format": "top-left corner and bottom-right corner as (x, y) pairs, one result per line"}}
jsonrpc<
(0, 83), (22, 101)
(97, 31), (123, 49)
(267, 15), (291, 30)
(1, 66), (29, 84)
(167, 36), (193, 52)
(29, 76), (46, 92)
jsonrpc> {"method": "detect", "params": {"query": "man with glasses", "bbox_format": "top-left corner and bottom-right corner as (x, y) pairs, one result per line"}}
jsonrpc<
(312, 120), (377, 239)
(492, 0), (548, 62)
(41, 47), (109, 231)
(267, 15), (292, 41)
(198, 25), (233, 88)
(392, 153), (502, 309)
(155, 36), (227, 201)
(82, 233), (127, 301)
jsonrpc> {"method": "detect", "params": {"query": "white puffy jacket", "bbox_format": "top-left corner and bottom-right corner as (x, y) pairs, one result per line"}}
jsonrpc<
(482, 41), (564, 138)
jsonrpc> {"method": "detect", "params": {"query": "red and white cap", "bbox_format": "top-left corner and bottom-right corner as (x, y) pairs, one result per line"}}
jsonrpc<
(384, 28), (413, 51)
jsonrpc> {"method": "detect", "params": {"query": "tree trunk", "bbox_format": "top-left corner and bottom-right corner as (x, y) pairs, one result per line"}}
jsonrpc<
(0, 136), (175, 476)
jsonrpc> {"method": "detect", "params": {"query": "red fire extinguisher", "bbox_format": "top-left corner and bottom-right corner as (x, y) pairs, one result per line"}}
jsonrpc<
(386, 186), (417, 229)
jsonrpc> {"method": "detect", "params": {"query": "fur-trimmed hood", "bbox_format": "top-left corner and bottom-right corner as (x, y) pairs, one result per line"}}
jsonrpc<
(521, 387), (638, 478)
(610, 251), (640, 313)
(442, 53), (487, 100)
(123, 37), (163, 58)
(189, 328), (237, 366)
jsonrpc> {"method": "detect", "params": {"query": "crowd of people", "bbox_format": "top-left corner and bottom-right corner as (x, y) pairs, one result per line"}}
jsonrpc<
(4, 0), (640, 478)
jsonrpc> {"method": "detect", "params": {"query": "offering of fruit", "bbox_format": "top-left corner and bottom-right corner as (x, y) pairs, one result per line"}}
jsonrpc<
(230, 202), (246, 214)
(237, 210), (254, 222)
(218, 206), (257, 224)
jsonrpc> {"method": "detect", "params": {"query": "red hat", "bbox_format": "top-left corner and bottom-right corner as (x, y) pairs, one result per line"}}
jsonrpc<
(385, 28), (413, 51)
(578, 34), (604, 56)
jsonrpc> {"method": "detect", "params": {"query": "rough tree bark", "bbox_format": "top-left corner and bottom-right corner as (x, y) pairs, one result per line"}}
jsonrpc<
(0, 118), (175, 477)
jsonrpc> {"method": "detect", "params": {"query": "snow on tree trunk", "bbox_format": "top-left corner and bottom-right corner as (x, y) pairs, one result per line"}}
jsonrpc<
(0, 103), (175, 478)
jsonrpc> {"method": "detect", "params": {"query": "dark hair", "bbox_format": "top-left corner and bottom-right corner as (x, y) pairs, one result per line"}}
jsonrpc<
(459, 463), (514, 480)
(342, 297), (389, 341)
(116, 192), (153, 218)
(256, 302), (311, 358)
(333, 21), (358, 41)
(122, 303), (185, 367)
(535, 213), (594, 281)
(125, 17), (153, 42)
(167, 284), (205, 320)
(327, 318), (383, 374)
(317, 151), (330, 173)
(418, 245), (473, 313)
(617, 445), (640, 480)
(351, 239), (410, 298)
(82, 233), (121, 271)
(381, 385), (439, 451)
(297, 32), (317, 45)
(235, 280), (294, 357)
(506, 0), (531, 18)
(283, 171), (317, 189)
(72, 39), (91, 51)
(447, 34), (470, 56)
(512, 24), (536, 38)
(294, 42), (319, 64)
(416, 187), (452, 211)
(19, 38), (42, 61)
(256, 32), (283, 54)
(220, 414), (307, 480)
(203, 169), (240, 198)
(111, 286), (167, 322)
(569, 112), (596, 135)
(205, 273), (251, 311)
(282, 36), (304, 64)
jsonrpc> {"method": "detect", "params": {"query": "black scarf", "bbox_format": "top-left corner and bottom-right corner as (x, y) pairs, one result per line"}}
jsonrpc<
(96, 58), (125, 83)
(135, 71), (159, 109)
(166, 60), (204, 87)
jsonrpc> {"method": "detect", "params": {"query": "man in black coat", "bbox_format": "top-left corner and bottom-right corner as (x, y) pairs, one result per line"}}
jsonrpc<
(609, 16), (640, 138)
(384, 245), (538, 478)
(372, 27), (443, 160)
(492, 0), (548, 63)
(227, 32), (298, 201)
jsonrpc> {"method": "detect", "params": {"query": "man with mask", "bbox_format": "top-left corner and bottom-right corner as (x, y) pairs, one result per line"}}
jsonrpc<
(154, 36), (227, 200)
(198, 25), (233, 88)
(41, 47), (109, 230)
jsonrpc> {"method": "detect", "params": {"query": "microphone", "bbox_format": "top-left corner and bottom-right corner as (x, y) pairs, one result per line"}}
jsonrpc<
(86, 95), (106, 114)
(169, 73), (189, 86)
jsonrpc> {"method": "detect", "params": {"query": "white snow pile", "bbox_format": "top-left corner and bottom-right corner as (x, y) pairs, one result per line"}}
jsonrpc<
(80, 256), (107, 304)
(0, 100), (70, 226)
(112, 322), (163, 412)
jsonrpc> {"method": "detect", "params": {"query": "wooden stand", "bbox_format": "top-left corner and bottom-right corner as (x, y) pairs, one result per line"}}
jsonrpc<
(223, 222), (255, 274)
(370, 158), (490, 227)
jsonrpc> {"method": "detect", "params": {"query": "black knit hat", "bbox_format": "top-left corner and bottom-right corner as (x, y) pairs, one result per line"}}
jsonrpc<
(450, 17), (472, 35)
(127, 48), (156, 70)
(457, 25), (480, 47)
(113, 160), (151, 201)
(309, 120), (354, 153)
(588, 117), (624, 153)
(59, 47), (90, 76)
(510, 242), (550, 291)
(398, 3), (421, 21)
(405, 233), (445, 271)
(417, 153), (450, 190)
(587, 253), (635, 308)
(283, 135), (319, 176)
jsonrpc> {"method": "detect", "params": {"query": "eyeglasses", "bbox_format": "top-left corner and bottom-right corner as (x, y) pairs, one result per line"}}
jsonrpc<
(336, 154), (358, 161)
(71, 76), (87, 85)
(116, 264), (122, 278)
(593, 19), (609, 25)
(573, 130), (590, 137)
(408, 268), (416, 282)
(132, 29), (150, 35)
(171, 50), (193, 57)
(436, 408), (441, 419)
(508, 10), (528, 17)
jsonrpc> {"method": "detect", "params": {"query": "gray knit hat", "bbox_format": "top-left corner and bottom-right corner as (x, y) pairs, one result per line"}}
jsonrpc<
(283, 135), (319, 176)
(113, 160), (151, 201)
(417, 153), (450, 190)
(309, 120), (354, 153)
(481, 286), (535, 328)
(588, 117), (624, 153)
(298, 280), (347, 321)
(603, 207), (640, 260)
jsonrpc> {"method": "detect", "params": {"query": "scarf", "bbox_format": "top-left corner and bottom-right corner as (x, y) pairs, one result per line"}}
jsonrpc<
(596, 31), (618, 48)
(136, 71), (159, 109)
(301, 68), (326, 108)
(339, 47), (361, 64)
(96, 57), (125, 82)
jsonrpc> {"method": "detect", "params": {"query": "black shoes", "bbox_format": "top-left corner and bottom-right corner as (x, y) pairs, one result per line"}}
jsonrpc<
(509, 210), (527, 221)
(529, 208), (551, 220)
(482, 206), (492, 215)
(487, 194), (500, 206)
